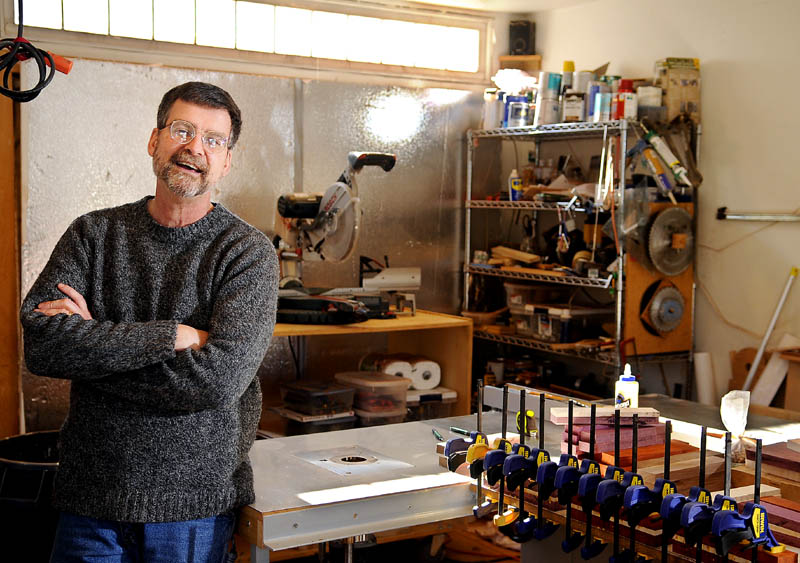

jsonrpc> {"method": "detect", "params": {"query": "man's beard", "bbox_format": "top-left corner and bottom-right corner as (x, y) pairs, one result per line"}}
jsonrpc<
(152, 147), (211, 198)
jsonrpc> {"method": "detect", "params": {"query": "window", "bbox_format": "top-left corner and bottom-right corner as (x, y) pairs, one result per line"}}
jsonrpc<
(11, 0), (487, 77)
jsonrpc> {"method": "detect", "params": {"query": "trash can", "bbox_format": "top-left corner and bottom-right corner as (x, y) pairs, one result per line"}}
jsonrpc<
(0, 430), (59, 562)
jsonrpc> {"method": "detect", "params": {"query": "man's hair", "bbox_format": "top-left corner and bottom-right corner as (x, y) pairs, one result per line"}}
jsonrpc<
(157, 82), (242, 149)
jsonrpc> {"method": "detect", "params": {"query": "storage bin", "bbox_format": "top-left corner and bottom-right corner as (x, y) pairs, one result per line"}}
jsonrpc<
(510, 305), (613, 343)
(406, 387), (457, 421)
(354, 408), (407, 427)
(280, 381), (355, 415)
(286, 415), (357, 435)
(334, 371), (410, 412)
(504, 282), (568, 309)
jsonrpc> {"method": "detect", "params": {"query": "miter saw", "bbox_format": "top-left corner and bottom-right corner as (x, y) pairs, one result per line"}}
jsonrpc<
(274, 152), (421, 324)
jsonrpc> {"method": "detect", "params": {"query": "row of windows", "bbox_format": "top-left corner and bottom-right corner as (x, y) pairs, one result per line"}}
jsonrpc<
(14, 0), (481, 73)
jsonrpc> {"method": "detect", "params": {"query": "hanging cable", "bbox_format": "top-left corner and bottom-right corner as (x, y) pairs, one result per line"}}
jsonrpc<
(0, 0), (72, 102)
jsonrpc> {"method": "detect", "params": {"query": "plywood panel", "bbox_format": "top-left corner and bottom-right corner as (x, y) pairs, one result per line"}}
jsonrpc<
(0, 93), (21, 438)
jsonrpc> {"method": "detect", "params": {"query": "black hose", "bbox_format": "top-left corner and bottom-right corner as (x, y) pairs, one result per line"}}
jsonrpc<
(0, 0), (56, 102)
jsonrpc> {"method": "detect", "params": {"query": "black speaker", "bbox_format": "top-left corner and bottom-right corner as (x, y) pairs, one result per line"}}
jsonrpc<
(509, 20), (534, 55)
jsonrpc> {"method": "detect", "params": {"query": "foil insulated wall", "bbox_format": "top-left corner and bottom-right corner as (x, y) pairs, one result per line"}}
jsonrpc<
(20, 59), (481, 430)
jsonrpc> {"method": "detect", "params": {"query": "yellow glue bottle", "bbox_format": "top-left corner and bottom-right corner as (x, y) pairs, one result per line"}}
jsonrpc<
(615, 363), (639, 409)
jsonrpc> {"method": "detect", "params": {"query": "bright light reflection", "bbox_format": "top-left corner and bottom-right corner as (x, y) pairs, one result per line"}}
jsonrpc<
(63, 0), (108, 35)
(311, 11), (347, 60)
(154, 0), (195, 44)
(235, 2), (275, 53)
(366, 94), (423, 143)
(197, 0), (236, 48)
(15, 0), (62, 29)
(492, 69), (537, 95)
(297, 472), (469, 505)
(109, 0), (152, 39)
(274, 6), (312, 56)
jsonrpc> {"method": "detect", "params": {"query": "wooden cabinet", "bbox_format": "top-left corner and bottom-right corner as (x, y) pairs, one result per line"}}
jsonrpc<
(263, 310), (473, 430)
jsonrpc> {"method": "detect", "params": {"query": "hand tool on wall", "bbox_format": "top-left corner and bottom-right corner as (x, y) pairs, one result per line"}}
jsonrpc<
(532, 392), (559, 540)
(552, 400), (583, 552)
(492, 386), (519, 531)
(470, 381), (497, 519)
(660, 426), (711, 560)
(623, 420), (677, 561)
(577, 404), (606, 559)
(641, 122), (693, 188)
(681, 431), (738, 556)
(711, 438), (785, 558)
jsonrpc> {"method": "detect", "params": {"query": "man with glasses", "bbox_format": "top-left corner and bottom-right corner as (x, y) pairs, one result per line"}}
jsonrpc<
(20, 82), (278, 562)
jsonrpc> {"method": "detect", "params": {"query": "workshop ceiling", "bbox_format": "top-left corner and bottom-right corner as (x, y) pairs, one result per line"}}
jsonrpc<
(413, 0), (596, 13)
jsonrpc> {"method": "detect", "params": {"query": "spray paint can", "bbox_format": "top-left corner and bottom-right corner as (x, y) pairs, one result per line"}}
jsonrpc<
(561, 60), (575, 95)
(536, 71), (562, 102)
(592, 92), (613, 122)
(586, 81), (609, 121)
(508, 169), (523, 201)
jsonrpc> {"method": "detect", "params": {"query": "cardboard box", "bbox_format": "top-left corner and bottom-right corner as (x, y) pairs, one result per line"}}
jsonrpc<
(655, 59), (701, 123)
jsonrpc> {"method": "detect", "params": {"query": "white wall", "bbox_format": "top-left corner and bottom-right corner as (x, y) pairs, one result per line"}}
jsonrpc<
(534, 0), (800, 401)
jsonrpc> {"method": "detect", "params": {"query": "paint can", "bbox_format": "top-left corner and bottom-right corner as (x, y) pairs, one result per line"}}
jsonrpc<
(574, 70), (594, 93)
(561, 91), (585, 122)
(536, 71), (562, 101)
(507, 101), (531, 127)
(503, 95), (527, 128)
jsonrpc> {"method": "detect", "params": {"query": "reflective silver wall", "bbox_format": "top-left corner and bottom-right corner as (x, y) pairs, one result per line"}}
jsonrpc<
(20, 60), (482, 430)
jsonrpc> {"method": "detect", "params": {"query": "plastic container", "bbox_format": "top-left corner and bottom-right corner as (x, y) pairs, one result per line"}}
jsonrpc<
(406, 387), (457, 422)
(510, 304), (614, 343)
(287, 415), (357, 435)
(504, 282), (568, 309)
(0, 430), (60, 562)
(280, 381), (355, 415)
(615, 363), (639, 408)
(334, 371), (410, 413)
(354, 408), (407, 427)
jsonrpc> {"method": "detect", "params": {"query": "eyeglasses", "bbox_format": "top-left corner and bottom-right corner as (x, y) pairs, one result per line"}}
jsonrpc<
(163, 119), (229, 153)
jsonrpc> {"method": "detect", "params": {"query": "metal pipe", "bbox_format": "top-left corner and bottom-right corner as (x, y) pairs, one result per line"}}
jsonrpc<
(743, 267), (798, 391)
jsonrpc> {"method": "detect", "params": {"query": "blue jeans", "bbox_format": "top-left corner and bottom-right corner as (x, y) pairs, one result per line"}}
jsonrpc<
(50, 511), (236, 563)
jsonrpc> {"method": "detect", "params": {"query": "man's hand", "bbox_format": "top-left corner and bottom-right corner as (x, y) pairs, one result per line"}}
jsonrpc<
(34, 283), (93, 320)
(175, 324), (209, 351)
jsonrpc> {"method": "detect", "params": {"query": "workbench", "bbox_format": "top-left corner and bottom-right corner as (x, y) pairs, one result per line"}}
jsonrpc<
(239, 393), (800, 562)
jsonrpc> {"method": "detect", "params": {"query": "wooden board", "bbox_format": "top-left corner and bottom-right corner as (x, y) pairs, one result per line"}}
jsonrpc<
(750, 333), (800, 406)
(490, 245), (541, 264)
(598, 440), (697, 470)
(0, 91), (19, 439)
(550, 406), (660, 425)
(709, 484), (781, 503)
(746, 442), (800, 475)
(500, 265), (568, 277)
(729, 347), (768, 392)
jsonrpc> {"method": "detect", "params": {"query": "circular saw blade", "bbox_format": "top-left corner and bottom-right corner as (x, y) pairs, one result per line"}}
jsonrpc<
(320, 196), (359, 262)
(648, 285), (685, 333)
(647, 207), (694, 276)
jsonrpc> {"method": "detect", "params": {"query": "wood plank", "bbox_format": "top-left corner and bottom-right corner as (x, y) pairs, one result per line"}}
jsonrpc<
(0, 87), (20, 439)
(750, 333), (800, 405)
(549, 406), (660, 425)
(760, 501), (800, 534)
(491, 245), (541, 264)
(639, 455), (724, 489)
(599, 440), (697, 469)
(763, 496), (800, 513)
(709, 484), (781, 503)
(273, 309), (472, 337)
(746, 442), (800, 474)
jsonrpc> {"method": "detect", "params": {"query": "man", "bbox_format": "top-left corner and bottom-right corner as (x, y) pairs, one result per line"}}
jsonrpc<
(20, 81), (278, 562)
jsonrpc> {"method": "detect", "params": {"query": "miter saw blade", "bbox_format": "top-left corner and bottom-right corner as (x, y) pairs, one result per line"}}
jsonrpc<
(648, 285), (685, 333)
(319, 191), (360, 262)
(647, 206), (694, 276)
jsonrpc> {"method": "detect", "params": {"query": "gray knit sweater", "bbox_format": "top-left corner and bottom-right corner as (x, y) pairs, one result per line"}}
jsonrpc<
(20, 196), (278, 523)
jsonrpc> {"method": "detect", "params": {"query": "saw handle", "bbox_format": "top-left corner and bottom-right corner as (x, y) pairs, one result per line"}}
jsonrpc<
(348, 152), (397, 172)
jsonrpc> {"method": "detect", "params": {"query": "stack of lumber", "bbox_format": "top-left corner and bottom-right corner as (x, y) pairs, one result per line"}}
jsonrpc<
(550, 406), (665, 458)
